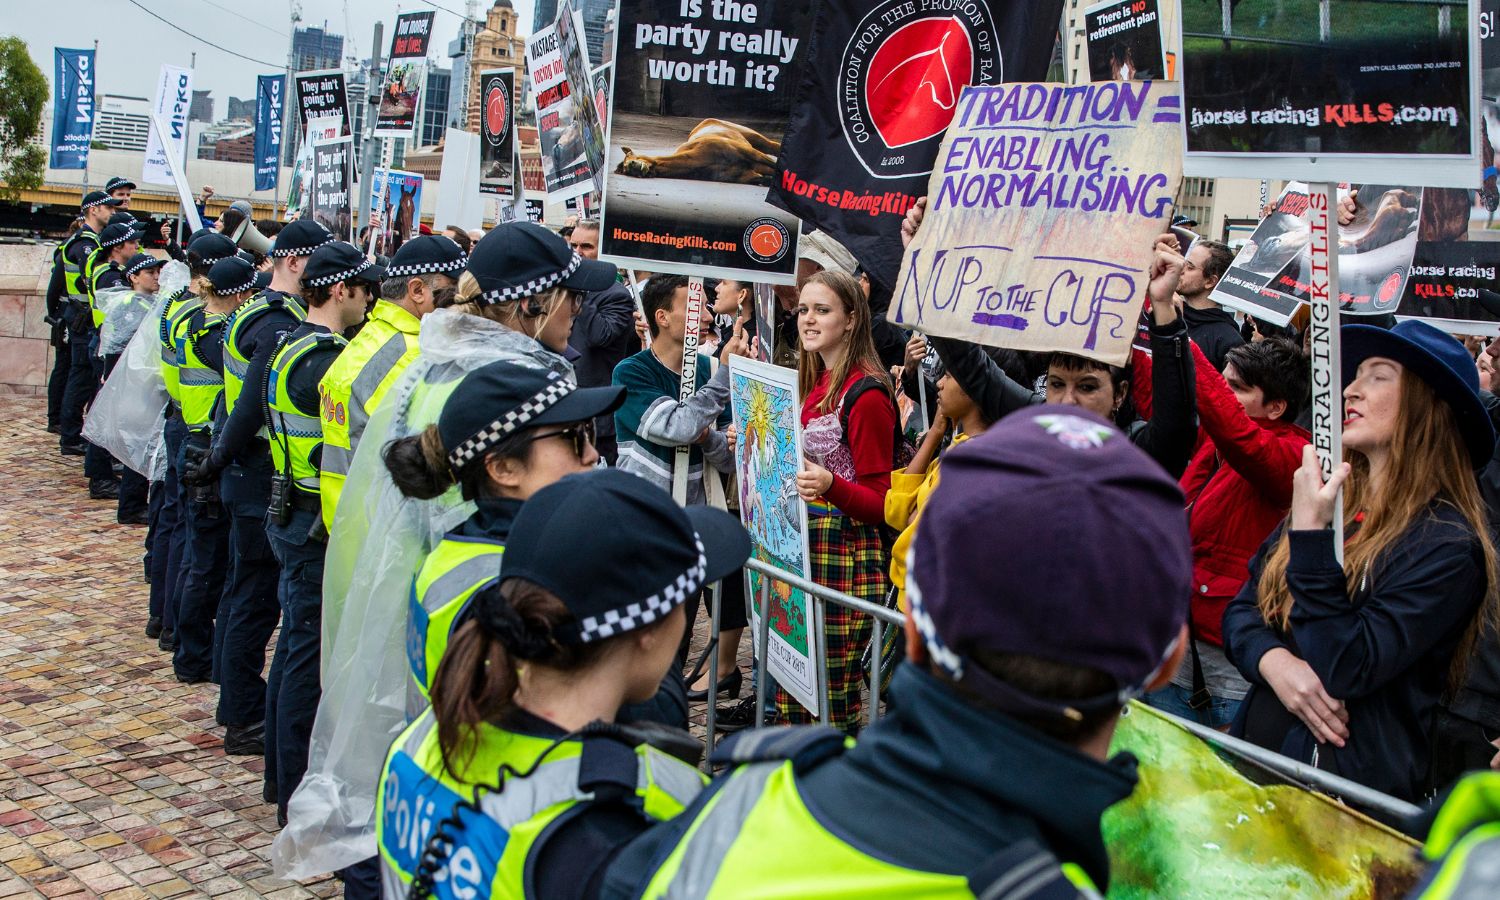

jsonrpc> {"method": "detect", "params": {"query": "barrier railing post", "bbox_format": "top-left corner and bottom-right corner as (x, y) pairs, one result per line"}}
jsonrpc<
(754, 577), (771, 730)
(814, 598), (829, 725)
(703, 579), (722, 765)
(869, 617), (883, 726)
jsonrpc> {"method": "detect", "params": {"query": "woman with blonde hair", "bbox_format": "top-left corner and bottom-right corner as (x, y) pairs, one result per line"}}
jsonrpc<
(1223, 319), (1499, 801)
(784, 269), (899, 733)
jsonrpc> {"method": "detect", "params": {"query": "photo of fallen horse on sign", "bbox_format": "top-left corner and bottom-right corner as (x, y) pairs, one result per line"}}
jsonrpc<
(599, 0), (812, 282)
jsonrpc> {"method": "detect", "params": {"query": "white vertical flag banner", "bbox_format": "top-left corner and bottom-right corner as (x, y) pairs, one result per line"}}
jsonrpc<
(142, 64), (193, 186)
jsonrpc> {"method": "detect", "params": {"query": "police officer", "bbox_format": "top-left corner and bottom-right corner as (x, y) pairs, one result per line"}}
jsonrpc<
(54, 190), (121, 468)
(377, 468), (749, 900)
(151, 233), (238, 650)
(602, 406), (1194, 900)
(261, 240), (378, 823)
(1411, 770), (1500, 897)
(84, 233), (154, 525)
(104, 175), (134, 207)
(183, 220), (330, 759)
(172, 255), (255, 687)
(69, 219), (143, 499)
(317, 234), (467, 527)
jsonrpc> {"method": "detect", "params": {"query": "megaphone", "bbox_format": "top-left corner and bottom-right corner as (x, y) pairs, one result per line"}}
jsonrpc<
(221, 200), (274, 257)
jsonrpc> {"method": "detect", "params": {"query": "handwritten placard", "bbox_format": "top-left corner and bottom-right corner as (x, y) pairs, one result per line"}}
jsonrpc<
(892, 81), (1183, 366)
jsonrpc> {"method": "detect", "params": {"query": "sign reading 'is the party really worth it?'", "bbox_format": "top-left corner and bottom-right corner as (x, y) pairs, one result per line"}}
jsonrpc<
(893, 80), (1184, 368)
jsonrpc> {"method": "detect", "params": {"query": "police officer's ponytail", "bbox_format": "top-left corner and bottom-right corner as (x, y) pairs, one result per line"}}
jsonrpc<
(429, 579), (609, 776)
(385, 422), (542, 501)
(384, 424), (457, 499)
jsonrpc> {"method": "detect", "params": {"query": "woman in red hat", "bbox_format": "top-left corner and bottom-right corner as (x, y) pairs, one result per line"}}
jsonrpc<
(1224, 319), (1500, 801)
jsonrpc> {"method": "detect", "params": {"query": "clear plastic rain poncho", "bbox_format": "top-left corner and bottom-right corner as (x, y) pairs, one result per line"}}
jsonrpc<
(272, 307), (573, 878)
(81, 262), (190, 481)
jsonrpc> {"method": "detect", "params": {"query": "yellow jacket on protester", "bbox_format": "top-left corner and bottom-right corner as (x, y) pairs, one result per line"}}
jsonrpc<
(884, 432), (968, 611)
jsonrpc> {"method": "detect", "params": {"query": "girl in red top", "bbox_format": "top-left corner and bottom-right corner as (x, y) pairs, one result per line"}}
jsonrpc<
(790, 270), (898, 732)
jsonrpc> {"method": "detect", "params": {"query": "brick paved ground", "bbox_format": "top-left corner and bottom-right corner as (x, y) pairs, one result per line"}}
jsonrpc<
(0, 397), (340, 900)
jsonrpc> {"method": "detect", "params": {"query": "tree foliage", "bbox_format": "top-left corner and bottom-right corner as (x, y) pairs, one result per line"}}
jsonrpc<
(0, 36), (48, 200)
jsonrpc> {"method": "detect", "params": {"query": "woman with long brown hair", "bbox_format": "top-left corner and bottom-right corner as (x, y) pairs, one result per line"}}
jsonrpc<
(1223, 320), (1499, 801)
(788, 269), (899, 733)
(375, 469), (749, 899)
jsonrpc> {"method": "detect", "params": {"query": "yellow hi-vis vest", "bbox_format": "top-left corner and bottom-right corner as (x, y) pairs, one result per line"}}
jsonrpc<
(1411, 771), (1500, 898)
(317, 299), (421, 526)
(376, 709), (705, 900)
(266, 330), (348, 491)
(54, 228), (100, 299)
(223, 290), (305, 419)
(407, 536), (505, 707)
(634, 727), (1104, 900)
(174, 308), (227, 432)
(158, 289), (198, 405)
(87, 258), (125, 328)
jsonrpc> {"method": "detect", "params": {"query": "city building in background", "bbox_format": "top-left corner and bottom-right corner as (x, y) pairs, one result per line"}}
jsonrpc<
(292, 23), (344, 72)
(226, 96), (255, 121)
(466, 0), (526, 127)
(93, 95), (151, 152)
(422, 66), (452, 147)
(190, 90), (214, 123)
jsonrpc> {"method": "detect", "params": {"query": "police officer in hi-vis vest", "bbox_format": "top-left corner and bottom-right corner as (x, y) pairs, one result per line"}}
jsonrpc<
(377, 468), (749, 900)
(602, 406), (1194, 900)
(182, 219), (329, 760)
(83, 221), (149, 517)
(172, 254), (258, 688)
(317, 234), (467, 528)
(261, 240), (378, 824)
(53, 191), (121, 486)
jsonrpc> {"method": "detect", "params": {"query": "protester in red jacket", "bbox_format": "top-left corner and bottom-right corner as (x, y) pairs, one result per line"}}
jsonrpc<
(1144, 335), (1309, 728)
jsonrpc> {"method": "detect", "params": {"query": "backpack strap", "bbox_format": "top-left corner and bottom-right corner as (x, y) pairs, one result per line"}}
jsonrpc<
(967, 840), (1102, 899)
(709, 724), (848, 773)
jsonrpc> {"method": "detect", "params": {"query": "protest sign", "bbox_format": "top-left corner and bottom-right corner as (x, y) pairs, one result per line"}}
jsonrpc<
(1084, 0), (1167, 81)
(477, 69), (515, 196)
(1214, 182), (1424, 324)
(556, 0), (605, 191)
(1179, 0), (1479, 187)
(285, 117), (341, 221)
(311, 131), (354, 241)
(368, 169), (423, 254)
(436, 127), (484, 232)
(590, 63), (610, 128)
(727, 355), (820, 716)
(142, 64), (193, 187)
(50, 48), (95, 171)
(254, 75), (285, 193)
(891, 81), (1184, 367)
(599, 0), (813, 283)
(768, 0), (1063, 289)
(373, 13), (433, 139)
(294, 70), (352, 136)
(527, 22), (593, 201)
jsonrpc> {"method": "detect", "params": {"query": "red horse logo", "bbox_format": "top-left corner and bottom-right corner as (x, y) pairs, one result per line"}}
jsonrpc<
(867, 17), (973, 149)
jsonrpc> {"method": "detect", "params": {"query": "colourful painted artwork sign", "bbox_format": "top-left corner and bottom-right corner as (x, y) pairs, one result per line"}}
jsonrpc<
(727, 355), (819, 715)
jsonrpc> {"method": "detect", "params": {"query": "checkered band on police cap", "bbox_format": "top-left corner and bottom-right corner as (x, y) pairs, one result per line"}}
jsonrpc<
(573, 539), (707, 643)
(446, 374), (574, 470)
(304, 257), (373, 288)
(269, 221), (334, 258)
(386, 253), (468, 278)
(213, 274), (258, 296)
(125, 255), (167, 278)
(478, 252), (582, 306)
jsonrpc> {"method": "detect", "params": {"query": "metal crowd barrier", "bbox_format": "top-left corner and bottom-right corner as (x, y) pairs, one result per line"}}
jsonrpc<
(700, 559), (1419, 828)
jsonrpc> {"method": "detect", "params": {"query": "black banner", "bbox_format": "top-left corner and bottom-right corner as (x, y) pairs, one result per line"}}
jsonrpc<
(599, 0), (815, 281)
(389, 10), (436, 59)
(1181, 0), (1473, 159)
(294, 69), (351, 136)
(767, 0), (1063, 288)
(478, 69), (515, 196)
(1083, 0), (1166, 81)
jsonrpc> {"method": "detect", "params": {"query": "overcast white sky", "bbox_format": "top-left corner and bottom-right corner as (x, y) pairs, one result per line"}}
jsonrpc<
(7, 0), (534, 119)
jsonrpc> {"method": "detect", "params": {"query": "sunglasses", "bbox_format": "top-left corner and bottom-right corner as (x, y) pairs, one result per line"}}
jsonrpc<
(520, 420), (596, 459)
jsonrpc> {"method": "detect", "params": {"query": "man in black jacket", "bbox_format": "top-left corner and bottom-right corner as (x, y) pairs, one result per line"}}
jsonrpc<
(1176, 240), (1243, 371)
(567, 219), (637, 464)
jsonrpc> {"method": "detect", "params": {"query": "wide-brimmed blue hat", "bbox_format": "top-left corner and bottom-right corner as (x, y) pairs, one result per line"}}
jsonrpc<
(1342, 320), (1495, 467)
